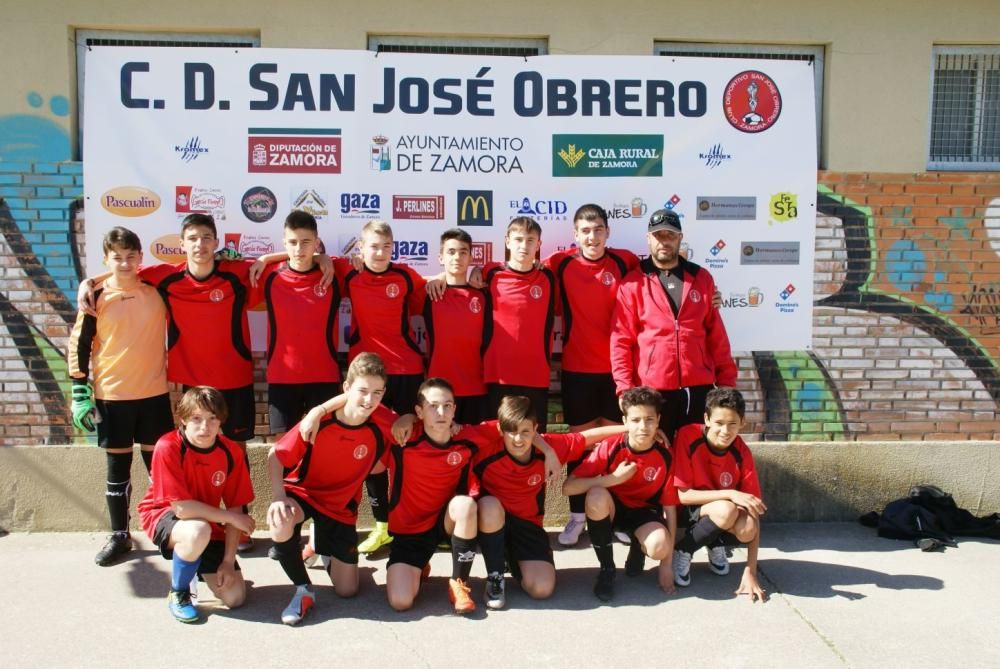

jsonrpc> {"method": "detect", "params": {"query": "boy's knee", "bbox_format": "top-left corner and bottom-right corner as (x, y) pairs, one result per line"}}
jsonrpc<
(335, 582), (359, 599)
(450, 495), (477, 521)
(388, 593), (414, 611)
(220, 585), (246, 609)
(522, 578), (554, 600)
(706, 501), (740, 528)
(584, 487), (611, 515)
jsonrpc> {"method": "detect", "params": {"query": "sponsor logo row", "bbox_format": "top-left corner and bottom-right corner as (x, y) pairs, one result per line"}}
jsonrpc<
(718, 283), (801, 314)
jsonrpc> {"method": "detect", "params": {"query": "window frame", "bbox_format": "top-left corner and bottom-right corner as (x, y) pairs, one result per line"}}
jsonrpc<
(927, 45), (1000, 171)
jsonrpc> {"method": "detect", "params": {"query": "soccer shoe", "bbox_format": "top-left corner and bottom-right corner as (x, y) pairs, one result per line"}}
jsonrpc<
(708, 545), (731, 576)
(557, 516), (586, 546)
(302, 543), (319, 567)
(357, 521), (392, 554)
(267, 545), (280, 560)
(594, 567), (616, 602)
(448, 578), (476, 615)
(673, 549), (693, 587)
(281, 585), (316, 626)
(624, 539), (645, 577)
(237, 534), (254, 553)
(484, 573), (506, 610)
(94, 532), (132, 566)
(167, 589), (199, 624)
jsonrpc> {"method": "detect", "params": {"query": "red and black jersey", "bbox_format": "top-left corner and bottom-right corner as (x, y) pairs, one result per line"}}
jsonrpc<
(139, 260), (257, 389)
(482, 263), (555, 388)
(423, 285), (486, 396)
(259, 259), (351, 384)
(672, 424), (761, 498)
(472, 427), (586, 526)
(274, 411), (394, 525)
(385, 426), (478, 534)
(138, 429), (254, 542)
(344, 263), (426, 375)
(572, 433), (679, 509)
(546, 248), (640, 374)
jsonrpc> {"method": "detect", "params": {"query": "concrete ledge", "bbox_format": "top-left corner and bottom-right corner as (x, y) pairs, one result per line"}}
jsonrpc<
(2, 441), (998, 532)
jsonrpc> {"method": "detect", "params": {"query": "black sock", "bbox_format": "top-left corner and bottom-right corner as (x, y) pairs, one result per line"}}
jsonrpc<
(569, 494), (586, 515)
(106, 451), (133, 533)
(366, 471), (389, 523)
(678, 516), (724, 554)
(587, 516), (615, 570)
(478, 528), (506, 576)
(140, 449), (153, 474)
(451, 535), (477, 580)
(275, 524), (310, 586)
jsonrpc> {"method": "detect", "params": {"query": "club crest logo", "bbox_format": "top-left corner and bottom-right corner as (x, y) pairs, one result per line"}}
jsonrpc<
(527, 473), (543, 487)
(720, 471), (735, 488)
(446, 451), (463, 466)
(385, 283), (400, 298)
(529, 285), (544, 300)
(353, 444), (369, 460)
(209, 289), (225, 303)
(643, 466), (658, 482)
(211, 470), (226, 487)
(469, 297), (482, 314)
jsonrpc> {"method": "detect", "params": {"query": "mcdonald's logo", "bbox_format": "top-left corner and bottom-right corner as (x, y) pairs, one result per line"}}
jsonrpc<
(457, 190), (493, 227)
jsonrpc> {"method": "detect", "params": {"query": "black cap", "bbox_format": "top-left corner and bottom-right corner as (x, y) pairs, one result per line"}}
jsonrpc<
(648, 209), (682, 234)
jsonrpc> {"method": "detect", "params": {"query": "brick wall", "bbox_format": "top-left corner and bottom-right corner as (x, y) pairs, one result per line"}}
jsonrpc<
(1, 162), (998, 444)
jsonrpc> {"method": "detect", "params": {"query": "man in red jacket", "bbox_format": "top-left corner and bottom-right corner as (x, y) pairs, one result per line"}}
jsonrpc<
(611, 209), (737, 439)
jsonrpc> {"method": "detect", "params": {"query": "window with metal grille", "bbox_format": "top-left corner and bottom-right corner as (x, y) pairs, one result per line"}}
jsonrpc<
(929, 47), (1000, 170)
(656, 42), (824, 167)
(368, 35), (546, 57)
(74, 30), (260, 158)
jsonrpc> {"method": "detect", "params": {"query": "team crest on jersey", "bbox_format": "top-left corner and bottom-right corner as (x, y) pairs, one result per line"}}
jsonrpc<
(529, 285), (543, 300)
(643, 466), (658, 482)
(446, 451), (463, 466)
(209, 289), (225, 302)
(720, 471), (734, 488)
(527, 473), (543, 487)
(601, 271), (615, 286)
(211, 470), (226, 487)
(353, 444), (369, 460)
(469, 297), (482, 314)
(314, 284), (328, 298)
(689, 289), (702, 303)
(385, 283), (400, 298)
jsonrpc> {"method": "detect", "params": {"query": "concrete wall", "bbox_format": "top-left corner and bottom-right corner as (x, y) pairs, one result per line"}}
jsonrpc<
(3, 441), (997, 532)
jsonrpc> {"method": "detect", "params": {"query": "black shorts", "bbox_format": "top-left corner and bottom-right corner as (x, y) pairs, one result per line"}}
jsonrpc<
(268, 382), (342, 434)
(96, 394), (174, 448)
(152, 511), (241, 578)
(561, 371), (620, 426)
(658, 384), (713, 440)
(287, 491), (359, 564)
(387, 514), (447, 569)
(683, 505), (741, 547)
(383, 374), (424, 416)
(488, 383), (549, 433)
(612, 497), (667, 537)
(183, 384), (255, 442)
(455, 394), (491, 425)
(504, 514), (553, 566)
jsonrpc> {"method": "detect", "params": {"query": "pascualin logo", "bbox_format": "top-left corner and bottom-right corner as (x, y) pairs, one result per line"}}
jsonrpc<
(102, 186), (160, 217)
(150, 234), (186, 263)
(552, 134), (663, 177)
(248, 127), (341, 173)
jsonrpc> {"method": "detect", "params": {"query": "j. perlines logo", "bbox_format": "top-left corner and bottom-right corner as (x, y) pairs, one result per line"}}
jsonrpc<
(102, 186), (160, 217)
(175, 136), (209, 163)
(457, 190), (492, 227)
(393, 195), (444, 220)
(248, 127), (341, 173)
(552, 134), (663, 177)
(470, 241), (493, 266)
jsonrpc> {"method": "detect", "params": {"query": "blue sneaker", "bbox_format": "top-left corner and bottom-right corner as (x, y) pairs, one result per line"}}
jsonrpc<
(167, 588), (199, 623)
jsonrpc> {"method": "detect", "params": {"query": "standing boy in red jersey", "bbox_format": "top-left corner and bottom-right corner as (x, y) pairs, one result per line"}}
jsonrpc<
(671, 387), (767, 602)
(481, 217), (556, 431)
(564, 386), (679, 602)
(423, 228), (489, 425)
(138, 386), (255, 623)
(266, 353), (397, 625)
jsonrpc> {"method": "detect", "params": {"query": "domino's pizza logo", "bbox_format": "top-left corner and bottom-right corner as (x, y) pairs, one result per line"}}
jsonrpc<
(446, 451), (463, 466)
(719, 471), (734, 488)
(527, 473), (543, 487)
(353, 444), (369, 460)
(385, 283), (400, 298)
(211, 470), (226, 487)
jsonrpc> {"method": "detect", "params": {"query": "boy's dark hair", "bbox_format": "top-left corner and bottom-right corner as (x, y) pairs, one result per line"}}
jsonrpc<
(176, 386), (229, 425)
(180, 213), (217, 238)
(102, 226), (142, 255)
(285, 210), (318, 234)
(416, 377), (455, 408)
(440, 228), (472, 249)
(573, 203), (608, 229)
(507, 216), (542, 238)
(705, 387), (746, 420)
(344, 352), (387, 387)
(497, 395), (537, 432)
(620, 386), (663, 415)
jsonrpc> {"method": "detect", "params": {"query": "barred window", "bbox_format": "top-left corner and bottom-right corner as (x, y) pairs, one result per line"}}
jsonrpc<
(929, 47), (1000, 170)
(368, 35), (547, 57)
(656, 42), (824, 168)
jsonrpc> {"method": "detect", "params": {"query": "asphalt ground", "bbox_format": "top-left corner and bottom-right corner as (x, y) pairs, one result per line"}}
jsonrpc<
(1, 523), (997, 668)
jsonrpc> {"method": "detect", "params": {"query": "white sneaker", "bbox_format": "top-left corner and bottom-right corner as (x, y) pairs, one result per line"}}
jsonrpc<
(708, 545), (730, 575)
(673, 549), (692, 587)
(558, 515), (586, 546)
(484, 572), (506, 610)
(281, 585), (316, 625)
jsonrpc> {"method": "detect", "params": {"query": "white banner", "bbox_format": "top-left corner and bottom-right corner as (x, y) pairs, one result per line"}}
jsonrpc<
(84, 47), (816, 351)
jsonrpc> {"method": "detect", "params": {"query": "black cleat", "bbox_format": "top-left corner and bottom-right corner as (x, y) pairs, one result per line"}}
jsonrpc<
(95, 533), (133, 566)
(594, 567), (616, 602)
(625, 539), (645, 577)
